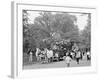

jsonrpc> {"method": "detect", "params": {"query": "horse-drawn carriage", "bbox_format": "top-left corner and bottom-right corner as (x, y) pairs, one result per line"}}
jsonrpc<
(26, 37), (90, 65)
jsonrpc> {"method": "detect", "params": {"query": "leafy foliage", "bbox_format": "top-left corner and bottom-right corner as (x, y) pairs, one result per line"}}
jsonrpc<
(23, 11), (91, 52)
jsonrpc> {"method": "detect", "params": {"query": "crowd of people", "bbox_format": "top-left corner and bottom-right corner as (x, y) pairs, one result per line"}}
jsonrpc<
(27, 40), (91, 67)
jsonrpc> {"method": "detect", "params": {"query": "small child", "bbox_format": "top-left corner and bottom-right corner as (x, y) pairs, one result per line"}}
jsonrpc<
(65, 55), (72, 67)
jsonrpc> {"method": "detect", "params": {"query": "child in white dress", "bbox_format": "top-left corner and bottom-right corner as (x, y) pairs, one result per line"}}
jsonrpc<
(65, 55), (71, 67)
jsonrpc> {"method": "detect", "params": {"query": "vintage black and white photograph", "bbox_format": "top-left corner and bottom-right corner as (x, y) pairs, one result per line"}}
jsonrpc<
(23, 10), (91, 69)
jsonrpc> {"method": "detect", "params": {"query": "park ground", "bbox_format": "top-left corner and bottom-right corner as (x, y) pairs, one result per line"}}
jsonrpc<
(23, 55), (91, 69)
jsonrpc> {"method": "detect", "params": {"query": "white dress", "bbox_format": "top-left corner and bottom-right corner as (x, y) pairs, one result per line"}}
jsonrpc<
(29, 52), (33, 62)
(65, 56), (71, 64)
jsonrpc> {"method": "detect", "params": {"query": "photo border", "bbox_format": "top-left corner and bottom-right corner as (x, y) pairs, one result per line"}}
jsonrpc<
(11, 2), (97, 78)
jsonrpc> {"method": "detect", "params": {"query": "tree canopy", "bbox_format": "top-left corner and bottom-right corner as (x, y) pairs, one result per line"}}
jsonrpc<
(23, 11), (91, 52)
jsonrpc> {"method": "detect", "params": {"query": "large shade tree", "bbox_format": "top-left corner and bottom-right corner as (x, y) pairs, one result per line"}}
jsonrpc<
(33, 12), (79, 39)
(23, 11), (80, 51)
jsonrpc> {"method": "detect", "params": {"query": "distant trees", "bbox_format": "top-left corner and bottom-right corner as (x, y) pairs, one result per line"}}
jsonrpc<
(23, 10), (32, 52)
(81, 14), (91, 49)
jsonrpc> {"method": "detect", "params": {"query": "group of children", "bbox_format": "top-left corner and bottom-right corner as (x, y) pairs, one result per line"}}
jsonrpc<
(64, 50), (91, 67)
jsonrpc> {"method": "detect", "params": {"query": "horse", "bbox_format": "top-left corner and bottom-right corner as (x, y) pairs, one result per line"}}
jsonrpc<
(39, 48), (48, 63)
(53, 52), (59, 61)
(35, 48), (41, 62)
(45, 48), (54, 63)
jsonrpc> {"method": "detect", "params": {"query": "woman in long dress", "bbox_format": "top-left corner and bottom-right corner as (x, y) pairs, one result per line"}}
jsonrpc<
(29, 50), (33, 62)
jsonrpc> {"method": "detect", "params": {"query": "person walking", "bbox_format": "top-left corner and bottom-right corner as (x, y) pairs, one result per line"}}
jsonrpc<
(87, 51), (91, 61)
(76, 50), (81, 64)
